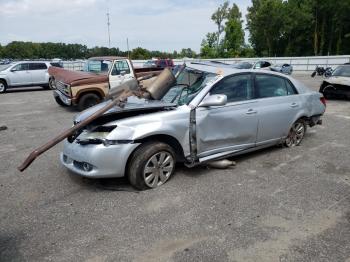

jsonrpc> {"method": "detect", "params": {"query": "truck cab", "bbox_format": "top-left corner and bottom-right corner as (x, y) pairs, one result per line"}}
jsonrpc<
(50, 56), (161, 111)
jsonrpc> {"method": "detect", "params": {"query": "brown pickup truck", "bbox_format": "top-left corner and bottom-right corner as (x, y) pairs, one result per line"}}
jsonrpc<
(49, 56), (163, 111)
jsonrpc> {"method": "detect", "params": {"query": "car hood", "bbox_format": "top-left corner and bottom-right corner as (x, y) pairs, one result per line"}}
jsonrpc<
(48, 66), (108, 87)
(74, 96), (177, 124)
(326, 76), (350, 86)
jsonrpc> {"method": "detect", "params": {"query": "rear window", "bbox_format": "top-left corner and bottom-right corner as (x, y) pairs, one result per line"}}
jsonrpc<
(29, 63), (47, 70)
(255, 74), (296, 98)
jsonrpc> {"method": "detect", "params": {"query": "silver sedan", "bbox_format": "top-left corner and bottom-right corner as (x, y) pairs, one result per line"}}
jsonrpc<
(61, 63), (326, 190)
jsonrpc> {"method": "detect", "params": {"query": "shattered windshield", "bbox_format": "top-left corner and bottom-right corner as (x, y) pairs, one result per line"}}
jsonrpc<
(332, 66), (350, 77)
(162, 67), (218, 105)
(83, 59), (112, 74)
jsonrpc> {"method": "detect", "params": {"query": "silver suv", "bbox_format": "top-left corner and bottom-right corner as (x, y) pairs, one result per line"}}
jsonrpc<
(0, 61), (58, 93)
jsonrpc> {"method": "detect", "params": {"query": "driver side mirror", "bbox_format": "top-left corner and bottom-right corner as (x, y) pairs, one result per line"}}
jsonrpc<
(120, 70), (126, 76)
(199, 94), (227, 107)
(11, 68), (18, 72)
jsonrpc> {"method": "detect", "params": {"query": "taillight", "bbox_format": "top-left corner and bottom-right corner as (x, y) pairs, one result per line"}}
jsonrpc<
(320, 97), (327, 107)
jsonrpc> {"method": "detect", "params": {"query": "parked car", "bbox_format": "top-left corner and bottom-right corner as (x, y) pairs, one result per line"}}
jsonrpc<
(0, 61), (60, 93)
(49, 56), (164, 111)
(143, 59), (174, 69)
(270, 63), (293, 75)
(60, 63), (326, 190)
(231, 60), (272, 70)
(319, 64), (350, 99)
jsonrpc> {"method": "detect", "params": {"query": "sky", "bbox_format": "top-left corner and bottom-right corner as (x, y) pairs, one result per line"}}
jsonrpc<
(0, 0), (251, 52)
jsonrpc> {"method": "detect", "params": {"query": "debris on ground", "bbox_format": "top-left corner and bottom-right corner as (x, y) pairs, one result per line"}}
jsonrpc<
(207, 159), (236, 169)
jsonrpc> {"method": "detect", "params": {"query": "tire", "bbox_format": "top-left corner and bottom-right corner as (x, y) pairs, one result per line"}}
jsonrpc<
(54, 96), (67, 107)
(77, 93), (101, 111)
(322, 85), (335, 99)
(0, 80), (7, 93)
(127, 141), (176, 190)
(311, 72), (316, 77)
(48, 77), (55, 90)
(284, 119), (307, 147)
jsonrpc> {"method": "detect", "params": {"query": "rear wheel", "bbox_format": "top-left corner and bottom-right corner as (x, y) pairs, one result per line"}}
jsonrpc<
(127, 142), (176, 190)
(77, 93), (101, 111)
(285, 119), (307, 147)
(0, 80), (7, 93)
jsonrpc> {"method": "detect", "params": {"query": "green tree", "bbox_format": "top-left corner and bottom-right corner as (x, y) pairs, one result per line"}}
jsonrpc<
(130, 47), (151, 59)
(200, 32), (218, 58)
(224, 3), (245, 57)
(211, 1), (230, 51)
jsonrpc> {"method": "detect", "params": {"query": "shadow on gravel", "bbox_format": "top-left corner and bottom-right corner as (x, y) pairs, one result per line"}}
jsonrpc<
(0, 233), (25, 262)
(5, 87), (49, 93)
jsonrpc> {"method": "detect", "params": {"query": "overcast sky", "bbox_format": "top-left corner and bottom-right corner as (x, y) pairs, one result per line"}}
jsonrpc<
(0, 0), (251, 52)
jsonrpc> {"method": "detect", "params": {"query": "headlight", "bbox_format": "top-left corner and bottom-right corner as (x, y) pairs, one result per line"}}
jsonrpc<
(63, 84), (71, 95)
(78, 130), (110, 140)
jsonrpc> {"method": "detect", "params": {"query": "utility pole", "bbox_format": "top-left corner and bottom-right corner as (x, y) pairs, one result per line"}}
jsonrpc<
(127, 38), (130, 58)
(107, 8), (111, 48)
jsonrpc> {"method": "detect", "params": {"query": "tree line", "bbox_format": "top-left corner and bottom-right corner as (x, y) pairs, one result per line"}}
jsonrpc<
(201, 0), (350, 58)
(0, 41), (197, 60)
(1, 0), (349, 60)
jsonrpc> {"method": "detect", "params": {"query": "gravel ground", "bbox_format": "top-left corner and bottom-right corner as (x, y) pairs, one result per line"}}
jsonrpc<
(0, 74), (349, 262)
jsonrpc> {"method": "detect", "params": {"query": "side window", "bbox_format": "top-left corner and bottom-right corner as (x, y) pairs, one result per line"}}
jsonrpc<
(285, 80), (297, 95)
(29, 63), (48, 70)
(111, 60), (130, 75)
(210, 74), (253, 103)
(255, 74), (289, 98)
(12, 63), (29, 71)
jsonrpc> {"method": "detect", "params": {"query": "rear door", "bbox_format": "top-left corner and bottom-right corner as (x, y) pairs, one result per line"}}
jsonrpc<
(254, 73), (300, 145)
(109, 60), (134, 89)
(29, 63), (48, 84)
(7, 63), (32, 86)
(196, 73), (259, 157)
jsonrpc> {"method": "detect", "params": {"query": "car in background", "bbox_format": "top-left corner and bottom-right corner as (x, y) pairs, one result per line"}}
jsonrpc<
(60, 63), (326, 190)
(231, 60), (272, 70)
(0, 61), (61, 93)
(143, 59), (174, 69)
(319, 64), (350, 99)
(270, 63), (293, 75)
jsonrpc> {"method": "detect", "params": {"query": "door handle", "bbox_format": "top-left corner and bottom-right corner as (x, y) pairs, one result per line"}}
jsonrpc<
(246, 109), (257, 115)
(290, 102), (298, 108)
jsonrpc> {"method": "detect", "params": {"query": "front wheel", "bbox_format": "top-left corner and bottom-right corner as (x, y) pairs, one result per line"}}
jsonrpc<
(285, 119), (307, 147)
(77, 93), (101, 111)
(48, 77), (55, 90)
(127, 142), (176, 190)
(0, 80), (7, 93)
(54, 96), (67, 107)
(311, 72), (316, 77)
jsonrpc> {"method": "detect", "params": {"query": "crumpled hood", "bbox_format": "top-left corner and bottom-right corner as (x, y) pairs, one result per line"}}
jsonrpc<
(74, 96), (177, 123)
(48, 66), (108, 86)
(326, 76), (350, 86)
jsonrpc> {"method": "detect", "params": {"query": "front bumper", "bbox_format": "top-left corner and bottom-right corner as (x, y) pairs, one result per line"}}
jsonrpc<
(54, 90), (72, 106)
(60, 139), (140, 178)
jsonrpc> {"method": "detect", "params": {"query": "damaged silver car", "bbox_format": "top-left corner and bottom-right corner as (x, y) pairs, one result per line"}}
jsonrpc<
(60, 63), (326, 190)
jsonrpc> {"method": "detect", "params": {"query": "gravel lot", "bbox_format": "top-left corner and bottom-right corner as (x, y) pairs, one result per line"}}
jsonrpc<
(0, 74), (349, 262)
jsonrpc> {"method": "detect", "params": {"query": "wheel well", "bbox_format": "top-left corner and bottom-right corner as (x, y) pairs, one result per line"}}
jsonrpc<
(77, 90), (103, 102)
(125, 134), (185, 175)
(0, 78), (8, 86)
(135, 135), (185, 162)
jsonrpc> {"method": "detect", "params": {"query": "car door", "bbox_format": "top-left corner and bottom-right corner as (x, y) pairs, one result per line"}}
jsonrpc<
(109, 60), (134, 89)
(196, 73), (259, 158)
(7, 63), (32, 86)
(254, 73), (300, 145)
(29, 63), (48, 84)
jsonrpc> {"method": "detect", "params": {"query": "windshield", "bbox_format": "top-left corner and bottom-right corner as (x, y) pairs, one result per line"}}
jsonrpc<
(332, 66), (350, 77)
(162, 67), (218, 105)
(231, 62), (253, 69)
(0, 63), (15, 71)
(83, 59), (112, 74)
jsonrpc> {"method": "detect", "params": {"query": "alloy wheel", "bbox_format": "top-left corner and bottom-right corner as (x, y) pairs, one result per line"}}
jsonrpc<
(285, 122), (305, 147)
(143, 151), (174, 188)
